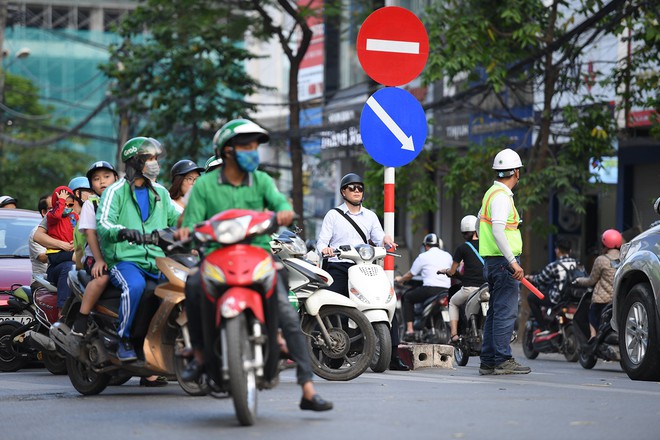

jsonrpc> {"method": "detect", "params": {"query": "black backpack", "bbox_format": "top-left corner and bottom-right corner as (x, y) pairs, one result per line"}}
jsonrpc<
(557, 261), (589, 301)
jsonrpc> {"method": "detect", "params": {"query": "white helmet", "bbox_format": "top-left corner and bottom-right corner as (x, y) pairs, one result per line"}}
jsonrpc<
(492, 148), (523, 170)
(460, 215), (478, 233)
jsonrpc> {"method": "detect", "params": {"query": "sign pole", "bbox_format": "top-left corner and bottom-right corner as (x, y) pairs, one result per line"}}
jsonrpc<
(384, 166), (395, 283)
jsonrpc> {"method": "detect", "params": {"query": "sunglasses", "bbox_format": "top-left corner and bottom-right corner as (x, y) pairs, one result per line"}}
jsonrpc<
(66, 203), (75, 208)
(344, 184), (364, 193)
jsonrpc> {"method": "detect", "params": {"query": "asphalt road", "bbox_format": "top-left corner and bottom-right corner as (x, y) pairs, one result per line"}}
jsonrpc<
(1, 344), (658, 440)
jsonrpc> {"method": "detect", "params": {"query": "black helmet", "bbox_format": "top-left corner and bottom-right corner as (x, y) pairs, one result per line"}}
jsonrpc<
(86, 161), (118, 185)
(423, 233), (440, 247)
(171, 159), (204, 180)
(340, 173), (363, 190)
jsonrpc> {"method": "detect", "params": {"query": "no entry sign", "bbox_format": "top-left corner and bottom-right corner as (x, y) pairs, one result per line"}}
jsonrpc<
(356, 6), (429, 86)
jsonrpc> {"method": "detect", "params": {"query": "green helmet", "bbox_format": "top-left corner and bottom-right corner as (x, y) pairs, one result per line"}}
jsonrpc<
(212, 119), (269, 156)
(120, 137), (163, 163)
(204, 155), (223, 172)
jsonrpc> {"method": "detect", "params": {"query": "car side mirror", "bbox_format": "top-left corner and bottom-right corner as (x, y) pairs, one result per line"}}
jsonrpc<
(654, 197), (660, 216)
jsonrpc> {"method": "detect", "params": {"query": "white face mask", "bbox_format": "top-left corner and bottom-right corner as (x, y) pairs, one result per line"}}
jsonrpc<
(143, 161), (160, 181)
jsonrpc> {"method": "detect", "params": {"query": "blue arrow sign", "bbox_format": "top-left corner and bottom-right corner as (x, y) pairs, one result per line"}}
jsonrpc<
(360, 87), (427, 167)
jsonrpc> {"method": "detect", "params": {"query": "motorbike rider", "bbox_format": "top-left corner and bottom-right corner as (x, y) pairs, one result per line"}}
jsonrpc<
(574, 229), (621, 341)
(440, 215), (485, 343)
(174, 118), (332, 412)
(524, 238), (579, 334)
(394, 233), (452, 342)
(169, 159), (204, 214)
(316, 173), (409, 371)
(96, 137), (180, 362)
(477, 148), (531, 375)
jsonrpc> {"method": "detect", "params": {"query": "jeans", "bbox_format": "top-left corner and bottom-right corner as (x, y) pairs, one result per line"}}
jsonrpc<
(480, 256), (520, 367)
(47, 260), (74, 309)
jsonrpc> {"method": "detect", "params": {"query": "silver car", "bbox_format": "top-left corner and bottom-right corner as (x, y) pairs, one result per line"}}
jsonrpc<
(612, 197), (660, 381)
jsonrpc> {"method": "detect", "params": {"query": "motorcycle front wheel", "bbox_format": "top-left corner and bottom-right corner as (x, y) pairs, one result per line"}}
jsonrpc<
(369, 322), (392, 373)
(303, 306), (376, 381)
(225, 313), (258, 426)
(454, 342), (469, 367)
(578, 350), (597, 369)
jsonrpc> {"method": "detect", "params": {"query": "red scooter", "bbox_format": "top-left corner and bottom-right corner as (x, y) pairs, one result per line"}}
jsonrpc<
(191, 209), (280, 426)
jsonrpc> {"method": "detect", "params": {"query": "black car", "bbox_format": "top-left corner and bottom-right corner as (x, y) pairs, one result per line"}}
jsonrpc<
(612, 197), (660, 381)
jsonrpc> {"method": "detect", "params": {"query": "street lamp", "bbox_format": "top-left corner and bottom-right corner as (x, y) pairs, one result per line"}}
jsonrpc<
(2, 47), (31, 70)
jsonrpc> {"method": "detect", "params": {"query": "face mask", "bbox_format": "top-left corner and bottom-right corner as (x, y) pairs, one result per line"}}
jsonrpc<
(63, 208), (73, 215)
(235, 150), (260, 172)
(143, 161), (160, 181)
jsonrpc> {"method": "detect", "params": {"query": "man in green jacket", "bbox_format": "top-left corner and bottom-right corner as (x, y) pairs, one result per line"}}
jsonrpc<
(96, 137), (179, 361)
(175, 118), (332, 412)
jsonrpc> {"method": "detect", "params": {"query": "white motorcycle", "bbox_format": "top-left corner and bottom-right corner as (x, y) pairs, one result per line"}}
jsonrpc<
(271, 231), (376, 381)
(323, 244), (398, 373)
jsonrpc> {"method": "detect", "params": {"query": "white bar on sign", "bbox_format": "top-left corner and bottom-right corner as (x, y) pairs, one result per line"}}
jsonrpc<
(366, 38), (420, 54)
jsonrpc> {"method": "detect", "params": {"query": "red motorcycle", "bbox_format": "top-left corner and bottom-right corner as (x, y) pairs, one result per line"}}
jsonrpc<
(0, 278), (66, 374)
(192, 209), (280, 426)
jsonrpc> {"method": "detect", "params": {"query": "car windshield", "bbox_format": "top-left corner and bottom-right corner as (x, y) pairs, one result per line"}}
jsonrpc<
(0, 216), (40, 258)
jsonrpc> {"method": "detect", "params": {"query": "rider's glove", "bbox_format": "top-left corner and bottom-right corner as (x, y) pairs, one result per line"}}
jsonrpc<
(118, 228), (142, 244)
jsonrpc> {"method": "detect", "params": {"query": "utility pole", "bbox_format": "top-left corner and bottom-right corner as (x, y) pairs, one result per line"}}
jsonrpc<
(0, 0), (8, 173)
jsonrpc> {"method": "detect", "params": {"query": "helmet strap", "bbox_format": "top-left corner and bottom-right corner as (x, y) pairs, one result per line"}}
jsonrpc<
(342, 194), (362, 207)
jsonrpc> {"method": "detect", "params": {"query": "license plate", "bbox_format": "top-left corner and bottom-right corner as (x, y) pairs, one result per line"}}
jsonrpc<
(481, 302), (489, 315)
(441, 310), (449, 322)
(0, 315), (34, 325)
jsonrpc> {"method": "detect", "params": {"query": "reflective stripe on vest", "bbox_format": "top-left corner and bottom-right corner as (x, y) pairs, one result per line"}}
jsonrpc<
(478, 184), (522, 257)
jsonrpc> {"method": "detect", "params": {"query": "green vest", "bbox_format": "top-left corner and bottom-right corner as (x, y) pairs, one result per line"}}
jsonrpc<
(478, 184), (522, 257)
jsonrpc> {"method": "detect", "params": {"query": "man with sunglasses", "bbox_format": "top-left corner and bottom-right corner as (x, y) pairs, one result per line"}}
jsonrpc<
(316, 173), (408, 371)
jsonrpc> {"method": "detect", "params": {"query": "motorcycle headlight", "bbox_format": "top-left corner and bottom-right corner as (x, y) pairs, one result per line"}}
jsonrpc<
(213, 215), (252, 244)
(356, 244), (375, 261)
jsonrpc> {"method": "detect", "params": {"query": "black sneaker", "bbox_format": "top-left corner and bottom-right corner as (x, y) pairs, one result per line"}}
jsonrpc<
(71, 314), (89, 337)
(494, 358), (531, 375)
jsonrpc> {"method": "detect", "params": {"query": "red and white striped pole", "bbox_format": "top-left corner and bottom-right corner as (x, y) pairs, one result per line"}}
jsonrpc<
(384, 166), (395, 283)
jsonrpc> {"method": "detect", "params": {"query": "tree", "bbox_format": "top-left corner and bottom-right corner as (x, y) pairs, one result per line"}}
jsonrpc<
(102, 0), (261, 168)
(0, 73), (91, 209)
(423, 0), (640, 232)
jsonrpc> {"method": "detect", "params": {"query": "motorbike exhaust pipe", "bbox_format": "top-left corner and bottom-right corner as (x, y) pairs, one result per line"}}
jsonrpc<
(27, 331), (57, 352)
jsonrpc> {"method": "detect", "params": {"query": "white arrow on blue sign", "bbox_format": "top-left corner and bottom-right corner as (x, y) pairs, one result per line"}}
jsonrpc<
(359, 87), (427, 167)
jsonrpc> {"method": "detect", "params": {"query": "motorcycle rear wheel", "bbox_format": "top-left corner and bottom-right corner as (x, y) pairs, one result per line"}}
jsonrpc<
(0, 322), (27, 372)
(562, 324), (579, 362)
(521, 325), (539, 360)
(303, 306), (376, 381)
(65, 354), (111, 395)
(225, 313), (258, 426)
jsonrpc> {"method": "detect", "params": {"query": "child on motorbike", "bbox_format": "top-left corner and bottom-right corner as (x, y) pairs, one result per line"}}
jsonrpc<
(175, 118), (332, 412)
(70, 161), (119, 337)
(574, 229), (622, 341)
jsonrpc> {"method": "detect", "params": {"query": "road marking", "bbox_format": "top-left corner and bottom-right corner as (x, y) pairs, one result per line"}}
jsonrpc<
(366, 38), (420, 55)
(366, 96), (415, 151)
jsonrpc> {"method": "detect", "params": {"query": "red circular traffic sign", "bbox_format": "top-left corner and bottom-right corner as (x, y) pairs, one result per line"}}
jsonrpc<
(357, 6), (429, 86)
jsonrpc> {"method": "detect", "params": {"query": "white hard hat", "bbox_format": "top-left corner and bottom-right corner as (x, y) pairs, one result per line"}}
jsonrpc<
(460, 215), (478, 233)
(492, 148), (523, 170)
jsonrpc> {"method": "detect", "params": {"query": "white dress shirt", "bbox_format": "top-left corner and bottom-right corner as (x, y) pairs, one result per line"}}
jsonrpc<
(410, 247), (452, 288)
(316, 203), (385, 263)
